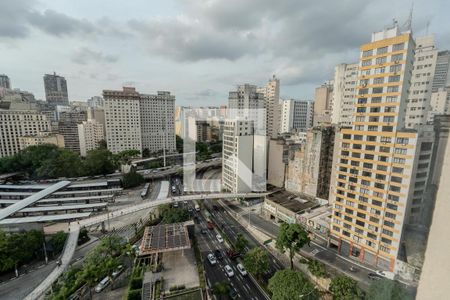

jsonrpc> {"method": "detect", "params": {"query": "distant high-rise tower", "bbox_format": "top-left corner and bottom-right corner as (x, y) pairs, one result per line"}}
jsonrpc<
(332, 63), (358, 126)
(44, 72), (69, 106)
(258, 75), (281, 138)
(280, 99), (314, 133)
(0, 74), (11, 89)
(313, 81), (334, 126)
(431, 50), (450, 92)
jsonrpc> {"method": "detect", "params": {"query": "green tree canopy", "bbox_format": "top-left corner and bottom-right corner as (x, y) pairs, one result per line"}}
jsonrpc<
(49, 231), (68, 254)
(159, 204), (190, 224)
(243, 247), (270, 280)
(367, 279), (411, 300)
(276, 223), (310, 269)
(329, 276), (363, 300)
(122, 171), (144, 188)
(84, 148), (116, 175)
(268, 269), (318, 300)
(212, 281), (230, 298)
(308, 259), (327, 278)
(234, 233), (249, 253)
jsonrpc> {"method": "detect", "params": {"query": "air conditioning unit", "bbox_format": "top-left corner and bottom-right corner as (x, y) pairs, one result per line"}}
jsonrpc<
(395, 60), (400, 64)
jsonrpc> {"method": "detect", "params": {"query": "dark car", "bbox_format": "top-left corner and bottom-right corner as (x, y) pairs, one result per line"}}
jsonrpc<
(226, 249), (240, 260)
(228, 286), (238, 299)
(214, 249), (223, 260)
(201, 228), (207, 234)
(368, 272), (383, 280)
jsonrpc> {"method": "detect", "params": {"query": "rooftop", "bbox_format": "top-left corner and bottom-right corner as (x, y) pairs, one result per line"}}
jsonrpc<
(266, 190), (317, 213)
(139, 221), (193, 256)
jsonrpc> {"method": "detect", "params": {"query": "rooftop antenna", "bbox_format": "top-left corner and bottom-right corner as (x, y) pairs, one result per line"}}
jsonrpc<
(425, 20), (430, 35)
(402, 2), (414, 32)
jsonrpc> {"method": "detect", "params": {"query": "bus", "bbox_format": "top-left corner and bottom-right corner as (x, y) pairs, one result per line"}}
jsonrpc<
(140, 183), (150, 198)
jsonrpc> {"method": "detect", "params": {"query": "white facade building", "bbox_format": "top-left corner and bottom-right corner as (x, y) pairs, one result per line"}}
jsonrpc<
(405, 35), (438, 128)
(280, 99), (314, 133)
(332, 63), (358, 126)
(258, 75), (281, 138)
(78, 120), (104, 157)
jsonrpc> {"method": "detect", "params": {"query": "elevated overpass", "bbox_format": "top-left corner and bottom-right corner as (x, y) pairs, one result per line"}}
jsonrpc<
(25, 192), (266, 300)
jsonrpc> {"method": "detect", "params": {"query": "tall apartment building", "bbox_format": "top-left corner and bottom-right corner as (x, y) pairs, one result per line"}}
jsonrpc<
(285, 126), (335, 199)
(78, 120), (104, 157)
(103, 87), (175, 155)
(258, 75), (281, 138)
(405, 36), (438, 128)
(58, 109), (87, 153)
(431, 50), (450, 92)
(280, 99), (314, 133)
(140, 92), (176, 154)
(0, 108), (51, 157)
(43, 73), (69, 107)
(228, 84), (265, 129)
(328, 26), (420, 271)
(332, 63), (358, 126)
(0, 74), (10, 89)
(313, 81), (334, 126)
(222, 119), (266, 193)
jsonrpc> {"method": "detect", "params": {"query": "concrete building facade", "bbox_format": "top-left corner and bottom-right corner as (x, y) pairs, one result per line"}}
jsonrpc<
(332, 63), (358, 126)
(19, 132), (64, 150)
(78, 120), (104, 157)
(313, 81), (334, 126)
(0, 74), (10, 89)
(43, 73), (69, 107)
(258, 75), (281, 138)
(280, 99), (314, 133)
(57, 109), (87, 153)
(0, 109), (51, 157)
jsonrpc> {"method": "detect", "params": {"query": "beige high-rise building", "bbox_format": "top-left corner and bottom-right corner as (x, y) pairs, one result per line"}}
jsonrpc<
(103, 87), (176, 155)
(18, 132), (64, 150)
(78, 120), (104, 157)
(328, 26), (419, 271)
(258, 75), (281, 138)
(313, 81), (334, 126)
(0, 109), (51, 157)
(332, 63), (358, 126)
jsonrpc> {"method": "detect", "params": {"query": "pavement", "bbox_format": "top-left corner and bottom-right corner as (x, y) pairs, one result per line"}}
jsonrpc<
(161, 249), (200, 292)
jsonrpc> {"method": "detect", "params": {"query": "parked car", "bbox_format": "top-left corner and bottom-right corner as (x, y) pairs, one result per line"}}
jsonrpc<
(112, 265), (123, 278)
(237, 263), (247, 276)
(368, 272), (383, 280)
(207, 222), (214, 230)
(207, 253), (217, 265)
(214, 249), (223, 260)
(216, 234), (224, 243)
(375, 270), (395, 279)
(201, 228), (208, 234)
(95, 277), (110, 293)
(224, 265), (234, 277)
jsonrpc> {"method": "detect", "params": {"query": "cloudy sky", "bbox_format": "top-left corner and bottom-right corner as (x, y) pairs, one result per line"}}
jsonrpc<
(1, 0), (449, 106)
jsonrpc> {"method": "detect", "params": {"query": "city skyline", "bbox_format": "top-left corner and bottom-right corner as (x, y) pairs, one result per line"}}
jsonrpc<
(1, 0), (450, 106)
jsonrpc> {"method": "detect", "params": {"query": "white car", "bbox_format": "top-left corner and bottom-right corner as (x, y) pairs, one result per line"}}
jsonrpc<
(112, 265), (123, 278)
(237, 263), (247, 276)
(216, 234), (224, 243)
(95, 276), (110, 293)
(207, 253), (217, 265)
(144, 170), (150, 175)
(224, 265), (234, 277)
(376, 270), (395, 280)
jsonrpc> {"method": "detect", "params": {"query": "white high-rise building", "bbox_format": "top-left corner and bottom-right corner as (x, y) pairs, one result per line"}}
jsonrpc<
(222, 119), (266, 193)
(78, 120), (104, 157)
(431, 50), (450, 92)
(258, 75), (281, 138)
(332, 63), (358, 126)
(103, 87), (175, 155)
(280, 99), (314, 133)
(405, 36), (438, 128)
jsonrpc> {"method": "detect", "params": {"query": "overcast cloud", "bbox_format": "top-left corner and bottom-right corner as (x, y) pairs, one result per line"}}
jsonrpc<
(0, 0), (448, 105)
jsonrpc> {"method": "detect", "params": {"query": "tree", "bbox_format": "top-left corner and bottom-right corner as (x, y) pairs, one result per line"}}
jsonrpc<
(276, 223), (310, 269)
(49, 231), (68, 255)
(122, 171), (144, 188)
(36, 149), (82, 178)
(367, 279), (411, 300)
(212, 281), (230, 300)
(329, 276), (363, 300)
(176, 136), (183, 153)
(98, 139), (107, 149)
(243, 247), (269, 280)
(268, 269), (318, 300)
(114, 149), (140, 165)
(142, 148), (151, 158)
(83, 148), (116, 175)
(234, 233), (248, 253)
(159, 204), (190, 224)
(307, 259), (327, 278)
